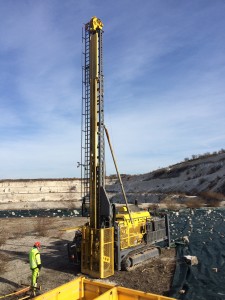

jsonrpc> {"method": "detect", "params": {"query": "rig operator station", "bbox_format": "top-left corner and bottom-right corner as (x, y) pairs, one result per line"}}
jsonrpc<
(8, 17), (174, 300)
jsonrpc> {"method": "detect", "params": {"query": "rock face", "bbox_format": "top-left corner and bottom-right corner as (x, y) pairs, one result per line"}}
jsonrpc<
(0, 178), (82, 209)
(1, 152), (225, 209)
(106, 152), (225, 205)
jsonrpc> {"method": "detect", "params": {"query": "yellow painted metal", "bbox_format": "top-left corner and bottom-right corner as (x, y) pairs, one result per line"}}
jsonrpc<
(82, 279), (115, 300)
(89, 29), (99, 230)
(60, 226), (83, 233)
(33, 277), (176, 300)
(81, 227), (114, 278)
(116, 208), (151, 250)
(33, 277), (84, 300)
(89, 16), (104, 31)
(81, 17), (114, 279)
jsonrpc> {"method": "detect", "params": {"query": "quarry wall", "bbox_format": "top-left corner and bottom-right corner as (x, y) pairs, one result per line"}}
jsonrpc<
(0, 179), (82, 209)
(0, 178), (117, 210)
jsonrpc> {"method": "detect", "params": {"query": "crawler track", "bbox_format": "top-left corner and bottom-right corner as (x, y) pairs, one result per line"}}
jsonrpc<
(121, 245), (161, 271)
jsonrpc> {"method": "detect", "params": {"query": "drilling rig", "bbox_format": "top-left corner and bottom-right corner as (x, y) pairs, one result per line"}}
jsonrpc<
(68, 17), (170, 279)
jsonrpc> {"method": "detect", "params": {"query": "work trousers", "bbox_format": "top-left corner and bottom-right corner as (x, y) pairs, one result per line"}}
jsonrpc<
(31, 267), (40, 288)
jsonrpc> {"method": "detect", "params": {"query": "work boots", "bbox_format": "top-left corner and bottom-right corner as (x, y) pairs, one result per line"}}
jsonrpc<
(30, 283), (37, 297)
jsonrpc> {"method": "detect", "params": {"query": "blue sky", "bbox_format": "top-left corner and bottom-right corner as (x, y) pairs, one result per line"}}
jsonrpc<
(0, 0), (225, 179)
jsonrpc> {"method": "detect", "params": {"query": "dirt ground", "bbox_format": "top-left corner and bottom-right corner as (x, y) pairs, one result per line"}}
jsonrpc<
(0, 217), (176, 297)
(110, 248), (176, 296)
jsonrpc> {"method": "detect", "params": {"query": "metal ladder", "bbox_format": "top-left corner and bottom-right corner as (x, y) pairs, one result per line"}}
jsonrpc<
(81, 24), (91, 213)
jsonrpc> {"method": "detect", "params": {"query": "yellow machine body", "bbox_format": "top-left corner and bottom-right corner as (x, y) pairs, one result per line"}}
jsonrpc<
(81, 227), (114, 278)
(116, 207), (151, 250)
(34, 276), (176, 300)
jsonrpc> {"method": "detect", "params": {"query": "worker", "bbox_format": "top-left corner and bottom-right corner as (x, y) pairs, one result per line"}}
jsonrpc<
(29, 241), (42, 296)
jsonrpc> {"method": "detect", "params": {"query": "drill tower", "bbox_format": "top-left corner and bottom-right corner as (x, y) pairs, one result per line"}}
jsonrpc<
(67, 16), (170, 279)
(81, 17), (114, 278)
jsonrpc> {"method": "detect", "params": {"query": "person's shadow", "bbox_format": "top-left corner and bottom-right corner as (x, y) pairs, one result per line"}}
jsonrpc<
(0, 277), (21, 288)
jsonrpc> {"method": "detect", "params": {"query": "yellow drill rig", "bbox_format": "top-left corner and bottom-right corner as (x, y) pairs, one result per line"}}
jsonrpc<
(68, 17), (170, 279)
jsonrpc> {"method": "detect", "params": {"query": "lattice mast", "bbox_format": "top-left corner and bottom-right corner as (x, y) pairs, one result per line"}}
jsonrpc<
(81, 17), (107, 229)
(80, 17), (114, 278)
